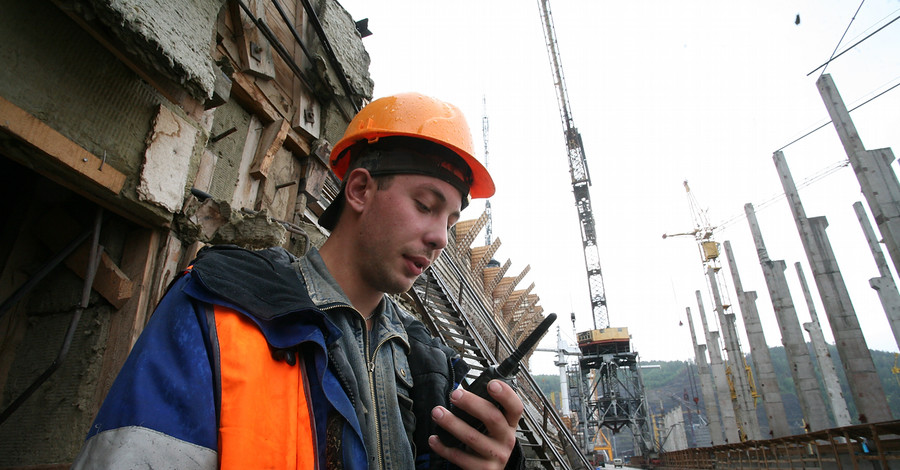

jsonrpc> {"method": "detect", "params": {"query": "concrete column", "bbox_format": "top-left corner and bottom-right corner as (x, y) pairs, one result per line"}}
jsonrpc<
(853, 201), (900, 350)
(723, 241), (790, 438)
(696, 290), (741, 443)
(662, 406), (688, 452)
(686, 306), (724, 446)
(555, 328), (571, 414)
(775, 150), (892, 423)
(705, 266), (760, 440)
(745, 203), (830, 431)
(818, 74), (900, 290)
(796, 262), (852, 427)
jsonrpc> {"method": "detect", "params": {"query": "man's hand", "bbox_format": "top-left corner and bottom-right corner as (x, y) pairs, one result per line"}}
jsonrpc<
(429, 379), (524, 469)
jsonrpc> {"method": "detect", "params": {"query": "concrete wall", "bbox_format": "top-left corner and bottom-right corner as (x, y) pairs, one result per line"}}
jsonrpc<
(0, 0), (371, 465)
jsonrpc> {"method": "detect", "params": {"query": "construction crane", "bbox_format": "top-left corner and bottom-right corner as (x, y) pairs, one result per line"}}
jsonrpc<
(482, 96), (493, 246)
(663, 180), (759, 442)
(536, 0), (607, 334)
(537, 0), (655, 464)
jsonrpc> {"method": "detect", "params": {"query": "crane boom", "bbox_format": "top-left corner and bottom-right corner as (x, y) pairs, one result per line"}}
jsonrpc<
(537, 0), (608, 330)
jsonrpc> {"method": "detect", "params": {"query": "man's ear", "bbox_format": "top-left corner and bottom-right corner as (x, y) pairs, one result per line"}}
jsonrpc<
(343, 168), (374, 214)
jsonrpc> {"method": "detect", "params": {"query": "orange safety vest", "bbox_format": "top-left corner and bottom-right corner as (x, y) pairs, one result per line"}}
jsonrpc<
(214, 305), (316, 469)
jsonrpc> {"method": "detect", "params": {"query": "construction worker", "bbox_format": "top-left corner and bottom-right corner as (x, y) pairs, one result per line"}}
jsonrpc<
(73, 93), (524, 469)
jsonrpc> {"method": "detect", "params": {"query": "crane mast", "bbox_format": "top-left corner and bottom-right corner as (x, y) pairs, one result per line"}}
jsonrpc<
(482, 96), (493, 246)
(536, 0), (608, 331)
(537, 1), (656, 464)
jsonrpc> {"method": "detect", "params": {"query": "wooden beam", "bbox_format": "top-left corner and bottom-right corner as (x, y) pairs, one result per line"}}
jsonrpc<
(249, 118), (289, 178)
(34, 211), (134, 309)
(0, 96), (126, 195)
(91, 228), (160, 415)
(229, 0), (276, 80)
(230, 71), (282, 123)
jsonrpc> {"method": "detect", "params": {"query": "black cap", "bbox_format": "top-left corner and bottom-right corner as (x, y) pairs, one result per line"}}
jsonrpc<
(317, 138), (472, 231)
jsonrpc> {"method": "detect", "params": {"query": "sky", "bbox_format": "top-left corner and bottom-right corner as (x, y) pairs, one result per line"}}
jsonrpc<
(335, 0), (900, 375)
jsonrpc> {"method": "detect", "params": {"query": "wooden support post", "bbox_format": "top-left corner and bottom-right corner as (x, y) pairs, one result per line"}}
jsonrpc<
(827, 431), (844, 470)
(91, 228), (159, 414)
(868, 424), (889, 470)
(843, 431), (859, 470)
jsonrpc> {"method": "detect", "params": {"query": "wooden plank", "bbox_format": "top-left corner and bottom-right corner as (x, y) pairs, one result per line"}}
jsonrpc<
(33, 211), (134, 309)
(255, 147), (301, 220)
(65, 241), (134, 309)
(91, 228), (159, 413)
(229, 0), (275, 80)
(284, 128), (311, 155)
(264, 0), (295, 94)
(230, 71), (281, 122)
(249, 118), (289, 178)
(149, 231), (184, 310)
(0, 96), (126, 195)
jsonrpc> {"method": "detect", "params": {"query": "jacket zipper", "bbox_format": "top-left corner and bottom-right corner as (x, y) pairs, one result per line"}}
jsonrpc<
(367, 333), (398, 470)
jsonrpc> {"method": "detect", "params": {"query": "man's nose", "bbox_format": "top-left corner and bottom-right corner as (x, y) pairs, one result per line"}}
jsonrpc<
(424, 221), (449, 250)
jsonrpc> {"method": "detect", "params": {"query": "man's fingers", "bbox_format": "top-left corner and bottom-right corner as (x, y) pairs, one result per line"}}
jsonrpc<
(431, 405), (506, 463)
(486, 380), (525, 428)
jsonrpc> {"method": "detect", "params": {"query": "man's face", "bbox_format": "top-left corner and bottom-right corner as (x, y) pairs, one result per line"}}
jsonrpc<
(354, 173), (463, 295)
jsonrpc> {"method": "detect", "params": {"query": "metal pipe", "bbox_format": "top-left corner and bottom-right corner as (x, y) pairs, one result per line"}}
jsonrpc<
(0, 208), (104, 426)
(269, 0), (315, 65)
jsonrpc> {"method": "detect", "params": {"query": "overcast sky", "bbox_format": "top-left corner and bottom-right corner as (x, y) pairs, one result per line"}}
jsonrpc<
(336, 0), (900, 375)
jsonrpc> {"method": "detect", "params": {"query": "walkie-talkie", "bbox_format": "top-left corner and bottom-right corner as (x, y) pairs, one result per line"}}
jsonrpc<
(440, 313), (557, 448)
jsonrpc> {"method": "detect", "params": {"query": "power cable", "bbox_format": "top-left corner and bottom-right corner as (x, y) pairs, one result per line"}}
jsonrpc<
(820, 0), (867, 78)
(717, 159), (850, 231)
(808, 13), (900, 76)
(775, 76), (900, 153)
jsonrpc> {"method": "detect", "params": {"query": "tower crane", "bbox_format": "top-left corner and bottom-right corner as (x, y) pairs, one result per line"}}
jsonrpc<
(536, 0), (606, 334)
(482, 96), (493, 247)
(663, 180), (759, 442)
(537, 0), (655, 463)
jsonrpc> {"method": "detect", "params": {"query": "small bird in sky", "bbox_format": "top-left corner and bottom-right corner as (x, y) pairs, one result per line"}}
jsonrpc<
(795, 14), (801, 25)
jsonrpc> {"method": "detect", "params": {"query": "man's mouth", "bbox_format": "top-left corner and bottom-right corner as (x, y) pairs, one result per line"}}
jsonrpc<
(405, 255), (431, 273)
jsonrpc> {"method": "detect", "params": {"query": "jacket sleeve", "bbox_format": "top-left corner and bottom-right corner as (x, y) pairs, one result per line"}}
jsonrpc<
(72, 275), (218, 469)
(404, 316), (525, 470)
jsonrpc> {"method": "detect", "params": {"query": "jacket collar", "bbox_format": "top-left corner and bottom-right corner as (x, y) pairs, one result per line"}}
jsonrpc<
(300, 248), (409, 346)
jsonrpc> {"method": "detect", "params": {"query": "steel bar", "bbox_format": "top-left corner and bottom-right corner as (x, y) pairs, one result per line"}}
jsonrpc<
(0, 208), (103, 425)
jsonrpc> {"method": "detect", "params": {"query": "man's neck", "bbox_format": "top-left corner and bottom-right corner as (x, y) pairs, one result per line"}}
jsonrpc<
(318, 239), (383, 317)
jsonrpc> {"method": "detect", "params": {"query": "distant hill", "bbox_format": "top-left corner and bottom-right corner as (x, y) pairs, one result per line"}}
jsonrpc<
(533, 345), (900, 438)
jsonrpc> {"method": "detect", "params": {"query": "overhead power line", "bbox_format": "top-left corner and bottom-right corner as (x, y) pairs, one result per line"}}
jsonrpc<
(820, 0), (867, 78)
(775, 77), (900, 153)
(808, 13), (900, 76)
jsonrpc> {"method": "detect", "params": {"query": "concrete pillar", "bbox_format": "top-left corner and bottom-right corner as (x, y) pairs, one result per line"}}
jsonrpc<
(705, 266), (760, 441)
(723, 240), (791, 438)
(775, 150), (892, 424)
(696, 290), (741, 443)
(555, 328), (571, 415)
(745, 203), (830, 431)
(853, 201), (900, 350)
(685, 306), (724, 446)
(818, 74), (900, 291)
(796, 262), (852, 427)
(662, 406), (688, 452)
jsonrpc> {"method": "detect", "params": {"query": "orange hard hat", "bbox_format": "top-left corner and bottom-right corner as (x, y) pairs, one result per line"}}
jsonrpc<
(330, 93), (495, 199)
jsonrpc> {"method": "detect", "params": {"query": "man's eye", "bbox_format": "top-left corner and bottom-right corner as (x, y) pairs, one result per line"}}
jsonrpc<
(415, 201), (430, 213)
